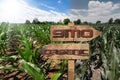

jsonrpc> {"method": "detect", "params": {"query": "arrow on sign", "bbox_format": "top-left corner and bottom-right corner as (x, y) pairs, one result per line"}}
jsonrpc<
(51, 25), (101, 41)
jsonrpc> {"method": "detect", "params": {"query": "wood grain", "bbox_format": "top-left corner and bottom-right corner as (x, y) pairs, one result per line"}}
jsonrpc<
(68, 60), (74, 80)
(50, 25), (101, 41)
(42, 44), (89, 60)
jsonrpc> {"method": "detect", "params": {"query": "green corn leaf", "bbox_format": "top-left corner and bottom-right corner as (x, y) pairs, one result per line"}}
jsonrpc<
(0, 65), (18, 71)
(0, 55), (18, 61)
(60, 60), (67, 73)
(50, 73), (61, 80)
(20, 60), (45, 80)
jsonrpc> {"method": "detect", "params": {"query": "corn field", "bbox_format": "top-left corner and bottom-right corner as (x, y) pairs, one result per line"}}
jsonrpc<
(0, 23), (120, 80)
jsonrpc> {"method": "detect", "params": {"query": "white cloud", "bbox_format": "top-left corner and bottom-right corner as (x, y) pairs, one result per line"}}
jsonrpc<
(0, 0), (67, 23)
(40, 3), (55, 10)
(88, 1), (119, 16)
(58, 0), (61, 4)
(70, 1), (120, 23)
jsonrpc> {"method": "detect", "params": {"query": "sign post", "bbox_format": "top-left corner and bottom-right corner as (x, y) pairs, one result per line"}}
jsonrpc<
(42, 23), (101, 80)
(68, 60), (74, 80)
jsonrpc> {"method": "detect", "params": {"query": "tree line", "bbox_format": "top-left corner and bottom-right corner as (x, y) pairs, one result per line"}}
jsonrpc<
(26, 18), (120, 25)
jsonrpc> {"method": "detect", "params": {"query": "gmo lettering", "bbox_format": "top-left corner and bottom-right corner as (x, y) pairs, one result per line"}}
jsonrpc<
(52, 29), (93, 38)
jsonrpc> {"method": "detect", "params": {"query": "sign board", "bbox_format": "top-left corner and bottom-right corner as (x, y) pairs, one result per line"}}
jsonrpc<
(42, 44), (89, 59)
(51, 25), (101, 41)
(42, 24), (102, 80)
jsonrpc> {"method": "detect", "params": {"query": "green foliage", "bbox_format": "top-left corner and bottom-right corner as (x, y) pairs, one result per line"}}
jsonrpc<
(63, 18), (70, 25)
(75, 60), (91, 80)
(0, 23), (120, 80)
(114, 18), (120, 24)
(108, 18), (113, 24)
(25, 20), (31, 24)
(96, 21), (101, 24)
(18, 32), (38, 63)
(32, 18), (40, 24)
(90, 24), (120, 80)
(0, 65), (18, 71)
(0, 23), (9, 54)
(50, 73), (61, 80)
(74, 19), (81, 25)
(20, 60), (45, 80)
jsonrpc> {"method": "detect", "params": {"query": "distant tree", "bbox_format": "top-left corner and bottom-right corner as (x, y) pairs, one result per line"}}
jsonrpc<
(114, 18), (120, 24)
(74, 19), (81, 25)
(25, 20), (31, 24)
(83, 21), (88, 24)
(74, 21), (76, 24)
(96, 21), (101, 24)
(57, 20), (63, 24)
(1, 22), (8, 25)
(32, 18), (40, 24)
(108, 18), (113, 24)
(63, 18), (70, 25)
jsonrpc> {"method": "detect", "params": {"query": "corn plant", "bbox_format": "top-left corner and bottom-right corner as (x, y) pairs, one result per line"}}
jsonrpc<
(0, 23), (62, 80)
(0, 23), (9, 54)
(1, 23), (120, 80)
(90, 24), (120, 80)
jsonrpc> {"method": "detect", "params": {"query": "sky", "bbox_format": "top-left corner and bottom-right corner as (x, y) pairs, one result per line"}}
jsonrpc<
(0, 0), (120, 23)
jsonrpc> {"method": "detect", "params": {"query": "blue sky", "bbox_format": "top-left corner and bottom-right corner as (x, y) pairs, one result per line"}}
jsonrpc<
(0, 0), (120, 23)
(28, 0), (70, 13)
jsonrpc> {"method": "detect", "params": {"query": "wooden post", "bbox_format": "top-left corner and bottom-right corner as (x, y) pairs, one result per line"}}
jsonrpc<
(68, 23), (75, 80)
(68, 60), (74, 80)
(43, 23), (101, 80)
(68, 22), (75, 27)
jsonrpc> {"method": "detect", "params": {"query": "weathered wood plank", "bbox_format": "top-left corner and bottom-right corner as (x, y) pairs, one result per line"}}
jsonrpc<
(50, 25), (101, 41)
(68, 60), (74, 80)
(42, 44), (89, 59)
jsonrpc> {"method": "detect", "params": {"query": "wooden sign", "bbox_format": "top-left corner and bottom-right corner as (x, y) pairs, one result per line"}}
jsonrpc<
(51, 25), (101, 41)
(42, 44), (89, 59)
(42, 24), (102, 80)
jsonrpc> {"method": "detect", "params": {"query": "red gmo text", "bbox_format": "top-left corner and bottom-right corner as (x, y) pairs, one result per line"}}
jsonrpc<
(52, 29), (93, 38)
